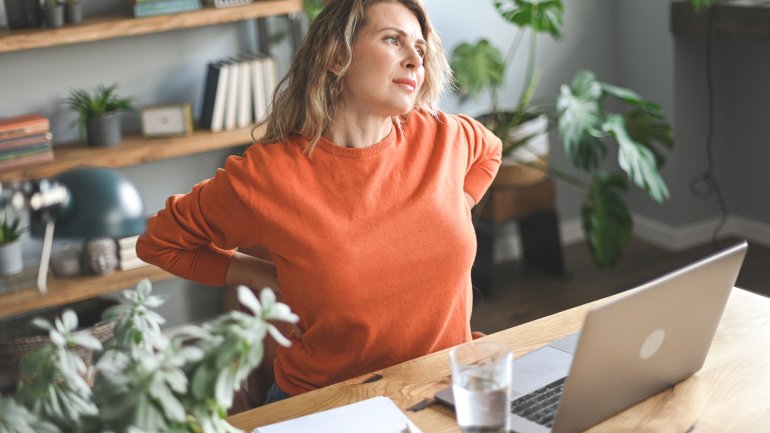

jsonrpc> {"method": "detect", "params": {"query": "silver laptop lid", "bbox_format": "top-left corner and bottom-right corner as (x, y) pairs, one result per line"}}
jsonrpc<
(552, 241), (748, 433)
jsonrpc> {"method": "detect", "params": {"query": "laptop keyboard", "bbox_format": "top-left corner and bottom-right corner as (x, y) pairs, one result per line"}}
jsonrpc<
(510, 377), (567, 428)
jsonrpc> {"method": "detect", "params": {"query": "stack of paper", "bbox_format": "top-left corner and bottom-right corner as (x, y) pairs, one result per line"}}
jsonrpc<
(253, 396), (423, 433)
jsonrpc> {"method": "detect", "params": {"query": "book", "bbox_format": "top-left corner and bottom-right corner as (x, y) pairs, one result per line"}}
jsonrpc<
(223, 58), (240, 131)
(119, 256), (149, 271)
(133, 0), (201, 17)
(0, 113), (49, 140)
(248, 54), (267, 122)
(210, 60), (231, 133)
(0, 132), (52, 151)
(236, 57), (253, 129)
(117, 234), (140, 249)
(263, 56), (278, 110)
(0, 151), (54, 170)
(0, 141), (52, 161)
(199, 62), (223, 130)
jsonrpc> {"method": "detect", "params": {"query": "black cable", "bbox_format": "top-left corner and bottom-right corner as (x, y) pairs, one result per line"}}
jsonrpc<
(688, 5), (729, 247)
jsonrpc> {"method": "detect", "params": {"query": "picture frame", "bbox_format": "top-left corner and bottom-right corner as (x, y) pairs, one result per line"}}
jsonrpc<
(140, 103), (193, 138)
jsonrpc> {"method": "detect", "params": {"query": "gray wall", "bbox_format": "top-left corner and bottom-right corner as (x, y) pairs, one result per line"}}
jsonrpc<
(616, 0), (770, 235)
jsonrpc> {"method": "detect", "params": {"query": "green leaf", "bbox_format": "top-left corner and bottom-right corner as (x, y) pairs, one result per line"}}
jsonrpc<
(624, 109), (673, 168)
(61, 310), (78, 333)
(237, 286), (262, 316)
(557, 71), (605, 170)
(603, 114), (670, 203)
(494, 0), (564, 38)
(600, 82), (664, 118)
(582, 172), (632, 269)
(450, 39), (504, 99)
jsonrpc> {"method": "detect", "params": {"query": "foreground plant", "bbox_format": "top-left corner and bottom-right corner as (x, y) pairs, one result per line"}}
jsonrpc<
(0, 279), (298, 433)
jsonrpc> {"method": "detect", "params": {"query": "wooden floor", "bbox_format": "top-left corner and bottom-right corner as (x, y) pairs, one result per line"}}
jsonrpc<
(470, 236), (770, 334)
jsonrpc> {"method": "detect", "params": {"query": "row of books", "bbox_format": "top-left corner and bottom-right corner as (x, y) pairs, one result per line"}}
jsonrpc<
(0, 113), (54, 171)
(199, 53), (279, 132)
(133, 0), (202, 18)
(116, 235), (149, 271)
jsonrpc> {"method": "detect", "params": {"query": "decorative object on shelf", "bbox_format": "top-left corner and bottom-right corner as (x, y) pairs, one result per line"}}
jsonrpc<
(0, 213), (23, 277)
(0, 279), (298, 433)
(63, 0), (82, 24)
(81, 237), (118, 275)
(451, 0), (674, 268)
(24, 167), (144, 290)
(0, 112), (54, 170)
(2, 0), (42, 29)
(132, 0), (202, 18)
(204, 0), (253, 9)
(50, 242), (82, 277)
(41, 0), (64, 28)
(65, 83), (134, 148)
(140, 103), (193, 137)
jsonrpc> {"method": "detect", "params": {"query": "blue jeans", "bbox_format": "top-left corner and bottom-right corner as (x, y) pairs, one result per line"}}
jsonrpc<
(264, 382), (290, 405)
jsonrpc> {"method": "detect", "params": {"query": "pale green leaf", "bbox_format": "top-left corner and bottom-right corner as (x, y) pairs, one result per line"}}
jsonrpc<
(237, 286), (261, 316)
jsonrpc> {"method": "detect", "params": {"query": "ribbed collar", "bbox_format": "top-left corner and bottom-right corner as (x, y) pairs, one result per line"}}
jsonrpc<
(316, 124), (398, 158)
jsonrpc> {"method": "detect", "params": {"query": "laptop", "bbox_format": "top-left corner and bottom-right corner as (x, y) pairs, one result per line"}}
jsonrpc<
(435, 241), (748, 433)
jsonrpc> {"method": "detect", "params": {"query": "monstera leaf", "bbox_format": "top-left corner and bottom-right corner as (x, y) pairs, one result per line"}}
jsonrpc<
(603, 114), (669, 204)
(450, 39), (505, 99)
(557, 71), (605, 170)
(582, 172), (632, 269)
(493, 0), (564, 38)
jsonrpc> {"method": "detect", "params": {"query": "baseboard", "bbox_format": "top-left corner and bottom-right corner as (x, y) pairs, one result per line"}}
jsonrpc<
(632, 213), (770, 251)
(492, 213), (770, 263)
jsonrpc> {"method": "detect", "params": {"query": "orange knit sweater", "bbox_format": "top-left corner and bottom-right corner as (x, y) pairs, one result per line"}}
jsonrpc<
(136, 109), (501, 395)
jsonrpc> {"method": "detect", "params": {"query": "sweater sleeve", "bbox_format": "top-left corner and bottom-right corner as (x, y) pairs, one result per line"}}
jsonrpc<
(136, 154), (260, 286)
(456, 114), (503, 204)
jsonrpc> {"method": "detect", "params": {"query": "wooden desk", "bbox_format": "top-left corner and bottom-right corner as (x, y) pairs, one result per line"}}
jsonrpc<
(228, 288), (770, 432)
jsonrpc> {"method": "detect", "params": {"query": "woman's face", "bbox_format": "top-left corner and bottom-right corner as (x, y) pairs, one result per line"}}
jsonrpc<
(338, 2), (426, 118)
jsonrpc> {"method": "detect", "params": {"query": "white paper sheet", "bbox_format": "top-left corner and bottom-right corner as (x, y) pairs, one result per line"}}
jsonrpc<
(252, 396), (423, 433)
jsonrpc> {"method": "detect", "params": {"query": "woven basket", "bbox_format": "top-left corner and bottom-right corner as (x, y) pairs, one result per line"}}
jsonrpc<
(0, 298), (116, 388)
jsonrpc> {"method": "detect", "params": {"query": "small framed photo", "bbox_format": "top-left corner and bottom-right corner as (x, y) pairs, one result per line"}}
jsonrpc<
(141, 103), (193, 138)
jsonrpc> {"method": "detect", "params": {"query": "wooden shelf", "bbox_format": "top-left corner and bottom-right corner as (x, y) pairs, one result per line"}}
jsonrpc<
(671, 1), (770, 40)
(0, 0), (302, 54)
(0, 125), (262, 183)
(0, 265), (177, 319)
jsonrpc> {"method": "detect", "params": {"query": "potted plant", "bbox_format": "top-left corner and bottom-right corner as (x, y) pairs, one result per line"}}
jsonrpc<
(0, 211), (23, 276)
(66, 84), (134, 148)
(450, 0), (676, 268)
(41, 0), (64, 28)
(0, 279), (297, 433)
(64, 0), (83, 24)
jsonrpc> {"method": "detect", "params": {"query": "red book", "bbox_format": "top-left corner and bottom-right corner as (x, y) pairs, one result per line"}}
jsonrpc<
(0, 132), (52, 151)
(0, 113), (50, 140)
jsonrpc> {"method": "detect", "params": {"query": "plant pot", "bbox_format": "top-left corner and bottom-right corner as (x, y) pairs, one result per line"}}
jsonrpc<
(64, 1), (82, 24)
(43, 4), (64, 28)
(85, 112), (122, 147)
(0, 239), (23, 277)
(494, 114), (550, 188)
(3, 0), (42, 29)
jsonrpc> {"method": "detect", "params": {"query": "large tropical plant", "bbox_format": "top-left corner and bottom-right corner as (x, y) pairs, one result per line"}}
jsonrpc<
(0, 279), (297, 433)
(450, 0), (674, 268)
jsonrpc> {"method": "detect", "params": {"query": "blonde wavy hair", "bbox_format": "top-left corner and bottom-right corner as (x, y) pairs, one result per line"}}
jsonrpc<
(253, 0), (452, 154)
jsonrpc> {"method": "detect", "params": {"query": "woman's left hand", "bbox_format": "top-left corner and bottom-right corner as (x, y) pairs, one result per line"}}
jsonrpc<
(464, 192), (475, 209)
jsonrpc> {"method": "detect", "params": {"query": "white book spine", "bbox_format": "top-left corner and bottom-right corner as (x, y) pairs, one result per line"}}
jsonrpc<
(211, 62), (231, 133)
(224, 60), (240, 131)
(251, 56), (267, 122)
(236, 58), (252, 129)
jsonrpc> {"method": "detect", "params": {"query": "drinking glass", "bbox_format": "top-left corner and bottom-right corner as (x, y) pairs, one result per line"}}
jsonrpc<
(449, 341), (513, 433)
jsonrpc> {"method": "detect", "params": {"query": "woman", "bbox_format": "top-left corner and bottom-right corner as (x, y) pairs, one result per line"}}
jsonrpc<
(137, 0), (501, 403)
